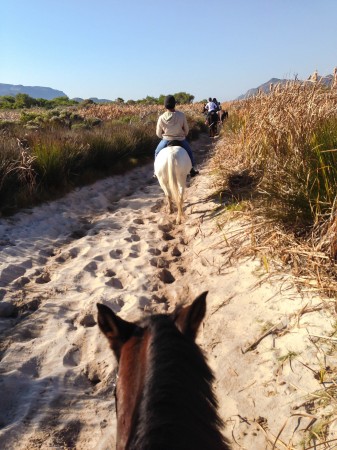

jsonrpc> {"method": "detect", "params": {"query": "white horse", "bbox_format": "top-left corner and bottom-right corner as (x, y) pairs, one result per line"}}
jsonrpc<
(154, 146), (192, 224)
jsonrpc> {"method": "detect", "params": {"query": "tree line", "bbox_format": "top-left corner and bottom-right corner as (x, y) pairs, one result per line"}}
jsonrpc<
(0, 92), (195, 110)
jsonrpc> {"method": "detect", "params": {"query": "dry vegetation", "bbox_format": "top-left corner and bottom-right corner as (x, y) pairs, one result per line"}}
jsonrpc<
(209, 81), (337, 449)
(212, 80), (337, 296)
(0, 102), (205, 124)
(78, 102), (204, 121)
(0, 102), (206, 215)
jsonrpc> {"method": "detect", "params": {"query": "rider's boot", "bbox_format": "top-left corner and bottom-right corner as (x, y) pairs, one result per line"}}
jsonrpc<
(190, 167), (199, 177)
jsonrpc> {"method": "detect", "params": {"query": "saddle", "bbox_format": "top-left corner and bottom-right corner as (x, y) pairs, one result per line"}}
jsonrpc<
(167, 140), (183, 147)
(207, 110), (219, 124)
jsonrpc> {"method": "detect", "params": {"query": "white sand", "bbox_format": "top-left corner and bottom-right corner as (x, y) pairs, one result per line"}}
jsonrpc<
(0, 135), (336, 449)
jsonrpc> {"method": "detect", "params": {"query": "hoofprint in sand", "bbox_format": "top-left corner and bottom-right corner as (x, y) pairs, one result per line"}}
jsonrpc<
(0, 135), (336, 449)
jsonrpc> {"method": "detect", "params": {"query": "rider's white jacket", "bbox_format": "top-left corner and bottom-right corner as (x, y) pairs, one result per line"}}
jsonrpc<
(156, 111), (189, 141)
(205, 101), (217, 112)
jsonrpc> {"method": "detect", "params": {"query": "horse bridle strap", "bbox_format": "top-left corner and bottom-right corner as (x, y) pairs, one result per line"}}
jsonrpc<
(113, 373), (119, 414)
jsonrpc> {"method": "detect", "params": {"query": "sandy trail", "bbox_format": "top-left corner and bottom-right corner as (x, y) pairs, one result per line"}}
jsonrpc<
(0, 134), (336, 449)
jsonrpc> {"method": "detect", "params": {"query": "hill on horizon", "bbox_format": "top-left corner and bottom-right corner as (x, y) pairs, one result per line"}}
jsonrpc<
(237, 72), (335, 100)
(0, 83), (67, 100)
(0, 84), (114, 103)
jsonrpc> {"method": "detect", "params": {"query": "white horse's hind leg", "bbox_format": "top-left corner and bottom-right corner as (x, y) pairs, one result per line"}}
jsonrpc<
(176, 188), (185, 224)
(167, 196), (173, 214)
(176, 207), (182, 224)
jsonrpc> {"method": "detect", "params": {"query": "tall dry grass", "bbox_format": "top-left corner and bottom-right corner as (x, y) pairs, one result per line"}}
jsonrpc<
(0, 102), (206, 126)
(78, 102), (205, 122)
(0, 122), (157, 213)
(212, 81), (337, 293)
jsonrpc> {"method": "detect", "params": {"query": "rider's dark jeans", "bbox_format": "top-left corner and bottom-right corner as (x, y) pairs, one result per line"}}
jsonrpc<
(154, 139), (195, 166)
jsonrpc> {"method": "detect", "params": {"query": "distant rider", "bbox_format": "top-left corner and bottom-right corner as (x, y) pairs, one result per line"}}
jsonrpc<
(155, 95), (199, 177)
(212, 98), (221, 111)
(204, 97), (219, 128)
(204, 97), (218, 115)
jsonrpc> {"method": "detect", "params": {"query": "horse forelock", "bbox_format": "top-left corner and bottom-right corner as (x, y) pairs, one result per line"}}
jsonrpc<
(127, 313), (230, 450)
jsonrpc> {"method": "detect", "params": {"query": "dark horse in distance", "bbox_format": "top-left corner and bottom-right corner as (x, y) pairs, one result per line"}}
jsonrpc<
(202, 104), (228, 137)
(97, 292), (231, 450)
(206, 110), (220, 137)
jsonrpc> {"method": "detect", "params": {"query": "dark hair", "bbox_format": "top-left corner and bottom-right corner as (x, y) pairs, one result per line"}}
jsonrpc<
(164, 95), (176, 109)
(208, 97), (212, 102)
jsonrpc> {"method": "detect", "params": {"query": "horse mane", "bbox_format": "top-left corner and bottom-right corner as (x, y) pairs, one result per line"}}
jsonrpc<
(128, 313), (230, 450)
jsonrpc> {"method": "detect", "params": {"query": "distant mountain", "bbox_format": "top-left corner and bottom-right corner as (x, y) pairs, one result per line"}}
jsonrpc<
(0, 83), (115, 103)
(236, 78), (288, 100)
(237, 72), (335, 100)
(0, 83), (67, 100)
(72, 97), (112, 104)
(318, 74), (334, 87)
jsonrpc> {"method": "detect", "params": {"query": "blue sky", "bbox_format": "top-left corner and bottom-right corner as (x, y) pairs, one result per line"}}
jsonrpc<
(1, 0), (337, 102)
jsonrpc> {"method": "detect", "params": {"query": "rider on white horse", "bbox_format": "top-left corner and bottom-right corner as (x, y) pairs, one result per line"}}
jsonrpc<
(154, 95), (199, 177)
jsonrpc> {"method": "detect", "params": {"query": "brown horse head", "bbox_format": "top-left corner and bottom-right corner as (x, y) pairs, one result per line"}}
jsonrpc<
(97, 292), (230, 450)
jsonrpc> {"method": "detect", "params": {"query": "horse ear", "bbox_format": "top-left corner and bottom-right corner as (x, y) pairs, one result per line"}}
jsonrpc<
(175, 291), (208, 340)
(97, 303), (137, 361)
